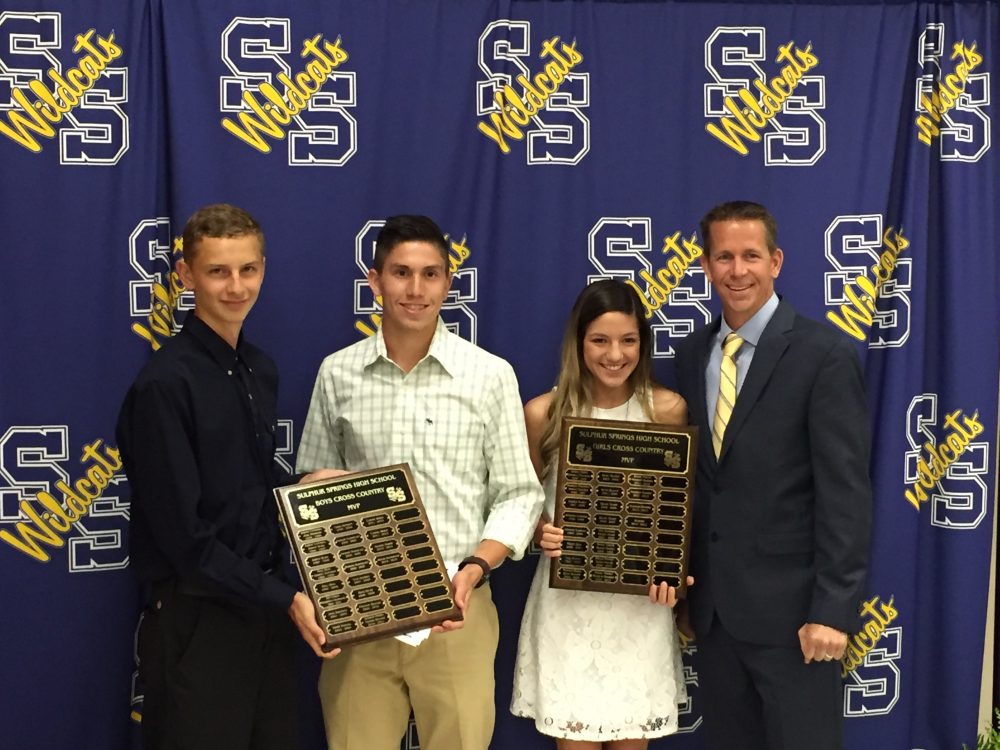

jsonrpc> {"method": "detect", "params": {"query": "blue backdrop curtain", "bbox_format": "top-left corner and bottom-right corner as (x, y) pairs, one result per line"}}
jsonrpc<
(0, 1), (996, 748)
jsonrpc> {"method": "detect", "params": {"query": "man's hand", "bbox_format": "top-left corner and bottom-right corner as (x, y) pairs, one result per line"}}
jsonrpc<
(798, 622), (847, 664)
(432, 539), (509, 633)
(299, 468), (351, 484)
(289, 591), (341, 659)
(536, 521), (563, 558)
(431, 565), (480, 633)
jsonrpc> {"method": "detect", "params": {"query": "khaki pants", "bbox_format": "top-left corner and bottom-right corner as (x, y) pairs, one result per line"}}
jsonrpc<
(319, 584), (499, 750)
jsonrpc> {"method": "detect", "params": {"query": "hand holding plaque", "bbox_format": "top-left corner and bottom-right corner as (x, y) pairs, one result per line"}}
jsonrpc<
(549, 417), (697, 596)
(275, 464), (461, 650)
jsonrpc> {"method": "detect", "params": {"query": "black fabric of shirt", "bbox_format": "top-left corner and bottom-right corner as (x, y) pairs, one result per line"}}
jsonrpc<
(117, 315), (297, 609)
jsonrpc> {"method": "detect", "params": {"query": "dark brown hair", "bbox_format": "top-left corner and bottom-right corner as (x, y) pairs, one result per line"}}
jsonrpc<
(699, 201), (778, 256)
(372, 215), (449, 271)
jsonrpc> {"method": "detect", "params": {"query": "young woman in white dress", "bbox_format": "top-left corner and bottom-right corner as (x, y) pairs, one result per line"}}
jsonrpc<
(511, 279), (691, 750)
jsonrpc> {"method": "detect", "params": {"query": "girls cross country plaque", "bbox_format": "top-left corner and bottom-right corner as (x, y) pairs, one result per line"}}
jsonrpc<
(550, 417), (698, 597)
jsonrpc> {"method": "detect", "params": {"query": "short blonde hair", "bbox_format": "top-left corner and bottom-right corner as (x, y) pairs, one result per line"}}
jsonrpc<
(181, 203), (264, 263)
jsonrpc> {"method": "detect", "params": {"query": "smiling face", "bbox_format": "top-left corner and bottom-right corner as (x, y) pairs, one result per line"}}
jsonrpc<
(701, 218), (783, 330)
(177, 234), (265, 347)
(581, 311), (641, 404)
(367, 240), (452, 339)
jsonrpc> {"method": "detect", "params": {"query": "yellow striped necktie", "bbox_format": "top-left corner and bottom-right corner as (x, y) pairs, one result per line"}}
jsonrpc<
(712, 332), (744, 458)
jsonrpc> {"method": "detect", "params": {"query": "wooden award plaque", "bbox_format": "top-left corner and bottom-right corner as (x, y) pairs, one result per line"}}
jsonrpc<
(549, 417), (697, 596)
(275, 464), (461, 649)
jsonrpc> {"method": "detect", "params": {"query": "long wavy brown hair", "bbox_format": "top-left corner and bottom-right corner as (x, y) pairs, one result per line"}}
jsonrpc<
(539, 279), (655, 474)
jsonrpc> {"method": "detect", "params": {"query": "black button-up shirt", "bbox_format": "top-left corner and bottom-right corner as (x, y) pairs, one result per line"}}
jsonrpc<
(117, 315), (296, 609)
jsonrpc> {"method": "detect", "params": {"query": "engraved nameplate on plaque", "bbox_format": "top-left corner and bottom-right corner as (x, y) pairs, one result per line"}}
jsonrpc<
(549, 417), (697, 596)
(275, 464), (460, 649)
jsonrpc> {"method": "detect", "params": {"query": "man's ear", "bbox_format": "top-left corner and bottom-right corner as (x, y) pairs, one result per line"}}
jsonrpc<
(770, 247), (784, 279)
(367, 267), (382, 297)
(700, 253), (712, 283)
(177, 258), (195, 291)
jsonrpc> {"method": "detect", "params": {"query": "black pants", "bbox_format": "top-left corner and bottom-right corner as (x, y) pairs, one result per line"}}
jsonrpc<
(695, 616), (844, 750)
(138, 583), (297, 750)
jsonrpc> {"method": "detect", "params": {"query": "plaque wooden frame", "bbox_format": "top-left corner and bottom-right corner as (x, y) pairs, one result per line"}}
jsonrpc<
(275, 464), (461, 649)
(549, 416), (698, 596)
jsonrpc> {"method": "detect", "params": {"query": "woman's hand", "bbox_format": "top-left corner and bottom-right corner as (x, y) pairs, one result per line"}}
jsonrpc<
(536, 521), (564, 558)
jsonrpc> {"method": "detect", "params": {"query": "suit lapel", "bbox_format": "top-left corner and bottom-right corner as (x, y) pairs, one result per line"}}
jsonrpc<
(691, 320), (719, 469)
(693, 325), (714, 429)
(717, 300), (795, 463)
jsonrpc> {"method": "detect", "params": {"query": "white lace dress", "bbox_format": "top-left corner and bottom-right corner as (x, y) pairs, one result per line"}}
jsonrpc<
(510, 394), (687, 741)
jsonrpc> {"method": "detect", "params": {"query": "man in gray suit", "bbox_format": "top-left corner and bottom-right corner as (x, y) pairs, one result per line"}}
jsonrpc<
(674, 201), (872, 750)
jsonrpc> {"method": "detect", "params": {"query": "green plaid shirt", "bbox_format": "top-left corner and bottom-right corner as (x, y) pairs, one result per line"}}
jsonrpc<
(297, 319), (543, 563)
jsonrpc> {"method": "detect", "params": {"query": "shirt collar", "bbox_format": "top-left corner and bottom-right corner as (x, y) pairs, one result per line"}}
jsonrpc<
(364, 318), (458, 376)
(183, 313), (244, 368)
(718, 292), (779, 348)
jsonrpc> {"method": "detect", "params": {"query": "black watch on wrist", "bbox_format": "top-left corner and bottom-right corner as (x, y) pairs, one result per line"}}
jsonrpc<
(458, 556), (491, 588)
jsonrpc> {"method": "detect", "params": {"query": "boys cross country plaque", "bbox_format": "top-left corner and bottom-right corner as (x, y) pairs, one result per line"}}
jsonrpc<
(275, 464), (461, 649)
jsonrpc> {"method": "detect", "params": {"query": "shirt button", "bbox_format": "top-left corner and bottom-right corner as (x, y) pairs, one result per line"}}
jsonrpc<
(710, 532), (719, 542)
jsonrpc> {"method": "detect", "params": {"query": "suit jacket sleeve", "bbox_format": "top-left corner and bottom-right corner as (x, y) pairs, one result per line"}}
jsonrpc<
(806, 336), (872, 632)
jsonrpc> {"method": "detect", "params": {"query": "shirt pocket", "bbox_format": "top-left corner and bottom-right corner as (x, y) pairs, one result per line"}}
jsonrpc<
(416, 392), (484, 456)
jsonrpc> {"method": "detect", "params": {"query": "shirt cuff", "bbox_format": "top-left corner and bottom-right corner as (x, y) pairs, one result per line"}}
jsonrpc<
(482, 511), (536, 560)
(259, 571), (298, 610)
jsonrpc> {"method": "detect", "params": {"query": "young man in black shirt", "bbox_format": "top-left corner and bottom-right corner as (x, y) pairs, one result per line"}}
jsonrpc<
(117, 204), (339, 750)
